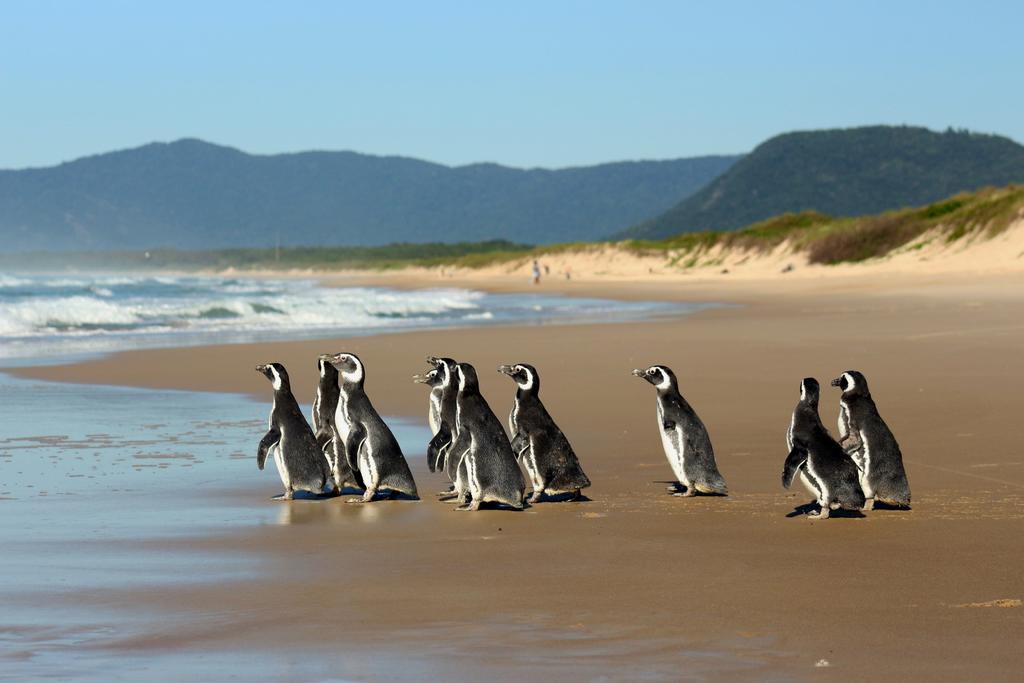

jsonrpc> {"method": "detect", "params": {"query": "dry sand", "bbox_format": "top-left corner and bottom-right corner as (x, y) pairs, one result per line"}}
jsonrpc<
(11, 269), (1024, 681)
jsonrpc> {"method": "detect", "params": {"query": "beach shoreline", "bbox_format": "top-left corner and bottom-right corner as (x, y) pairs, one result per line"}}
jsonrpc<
(6, 268), (1024, 681)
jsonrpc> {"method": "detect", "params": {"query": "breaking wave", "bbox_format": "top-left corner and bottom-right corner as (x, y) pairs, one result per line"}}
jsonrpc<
(0, 274), (683, 363)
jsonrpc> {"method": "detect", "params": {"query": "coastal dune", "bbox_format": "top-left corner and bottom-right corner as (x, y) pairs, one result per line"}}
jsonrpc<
(12, 271), (1024, 680)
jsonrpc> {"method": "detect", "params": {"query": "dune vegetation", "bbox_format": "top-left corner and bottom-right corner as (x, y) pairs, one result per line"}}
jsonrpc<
(621, 184), (1024, 265)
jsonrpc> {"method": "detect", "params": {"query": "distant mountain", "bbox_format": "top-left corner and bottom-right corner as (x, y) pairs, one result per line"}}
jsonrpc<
(0, 140), (739, 251)
(619, 126), (1024, 240)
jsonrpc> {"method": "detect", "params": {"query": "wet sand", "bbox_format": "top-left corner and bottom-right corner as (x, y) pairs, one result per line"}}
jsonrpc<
(10, 271), (1024, 681)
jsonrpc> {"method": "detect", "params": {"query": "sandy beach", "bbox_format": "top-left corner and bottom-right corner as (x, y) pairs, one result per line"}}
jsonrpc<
(8, 268), (1024, 681)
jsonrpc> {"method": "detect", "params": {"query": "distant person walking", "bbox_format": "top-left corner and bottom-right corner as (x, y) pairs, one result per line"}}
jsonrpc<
(532, 260), (541, 285)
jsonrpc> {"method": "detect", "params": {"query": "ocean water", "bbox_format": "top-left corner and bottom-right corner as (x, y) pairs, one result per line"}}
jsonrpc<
(0, 273), (685, 363)
(0, 373), (432, 680)
(0, 275), (718, 680)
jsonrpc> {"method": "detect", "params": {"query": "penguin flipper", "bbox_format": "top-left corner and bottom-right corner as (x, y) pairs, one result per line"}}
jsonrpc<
(427, 424), (452, 473)
(782, 445), (808, 489)
(344, 423), (367, 477)
(510, 431), (530, 460)
(257, 427), (281, 470)
(314, 426), (334, 452)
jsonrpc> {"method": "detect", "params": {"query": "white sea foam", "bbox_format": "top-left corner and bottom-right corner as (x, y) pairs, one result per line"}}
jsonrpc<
(0, 274), (678, 362)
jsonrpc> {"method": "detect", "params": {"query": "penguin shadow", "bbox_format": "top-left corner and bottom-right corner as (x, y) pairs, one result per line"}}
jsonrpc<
(530, 492), (593, 504)
(365, 491), (420, 502)
(785, 502), (866, 519)
(271, 491), (330, 501)
(457, 501), (532, 511)
(871, 501), (912, 511)
(334, 488), (421, 503)
(656, 481), (728, 497)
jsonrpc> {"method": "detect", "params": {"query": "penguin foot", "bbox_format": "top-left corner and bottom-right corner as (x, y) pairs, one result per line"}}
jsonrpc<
(862, 498), (875, 511)
(807, 507), (830, 519)
(437, 491), (458, 500)
(455, 501), (481, 512)
(665, 483), (685, 493)
(528, 492), (544, 504)
(671, 489), (696, 497)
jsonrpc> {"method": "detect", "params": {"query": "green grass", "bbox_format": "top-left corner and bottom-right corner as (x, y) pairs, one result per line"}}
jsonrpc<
(620, 185), (1024, 266)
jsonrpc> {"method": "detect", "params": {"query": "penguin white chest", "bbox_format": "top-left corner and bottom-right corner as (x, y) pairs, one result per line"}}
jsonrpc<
(429, 390), (441, 433)
(334, 393), (351, 442)
(273, 427), (290, 488)
(804, 458), (828, 506)
(656, 402), (689, 486)
(786, 412), (795, 451)
(312, 387), (323, 431)
(857, 429), (874, 496)
(523, 436), (543, 491)
(837, 402), (850, 440)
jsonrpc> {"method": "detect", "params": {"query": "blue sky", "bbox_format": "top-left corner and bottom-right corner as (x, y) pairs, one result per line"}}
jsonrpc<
(2, 0), (1021, 169)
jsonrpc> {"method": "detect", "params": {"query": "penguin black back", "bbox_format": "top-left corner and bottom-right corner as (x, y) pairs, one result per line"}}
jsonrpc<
(414, 356), (459, 473)
(255, 362), (330, 499)
(325, 352), (418, 501)
(782, 377), (865, 517)
(499, 363), (590, 502)
(312, 357), (340, 450)
(832, 370), (910, 509)
(449, 362), (525, 510)
(632, 364), (728, 496)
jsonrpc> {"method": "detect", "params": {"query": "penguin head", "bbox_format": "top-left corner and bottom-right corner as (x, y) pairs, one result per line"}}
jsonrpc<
(799, 377), (820, 405)
(316, 356), (339, 382)
(455, 362), (480, 394)
(255, 362), (290, 391)
(412, 366), (442, 387)
(413, 357), (445, 388)
(323, 352), (365, 386)
(498, 363), (539, 393)
(415, 356), (457, 388)
(831, 370), (868, 396)
(631, 365), (676, 392)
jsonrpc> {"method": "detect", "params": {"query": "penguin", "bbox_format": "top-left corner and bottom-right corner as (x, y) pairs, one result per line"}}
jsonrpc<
(322, 352), (419, 502)
(413, 357), (463, 498)
(782, 378), (865, 518)
(498, 363), (591, 502)
(832, 370), (911, 510)
(413, 356), (453, 472)
(311, 356), (359, 494)
(631, 365), (728, 496)
(447, 362), (526, 510)
(255, 363), (332, 499)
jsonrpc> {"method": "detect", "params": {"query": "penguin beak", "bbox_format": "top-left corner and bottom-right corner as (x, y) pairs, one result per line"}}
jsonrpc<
(255, 364), (268, 373)
(320, 353), (342, 368)
(497, 365), (515, 376)
(830, 377), (842, 387)
(631, 368), (645, 378)
(426, 355), (440, 365)
(412, 373), (431, 384)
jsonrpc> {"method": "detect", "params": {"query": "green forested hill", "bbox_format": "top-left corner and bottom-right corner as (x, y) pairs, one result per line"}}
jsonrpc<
(620, 126), (1024, 239)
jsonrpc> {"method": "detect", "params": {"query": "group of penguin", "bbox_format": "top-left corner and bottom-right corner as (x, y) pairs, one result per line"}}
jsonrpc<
(256, 354), (911, 518)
